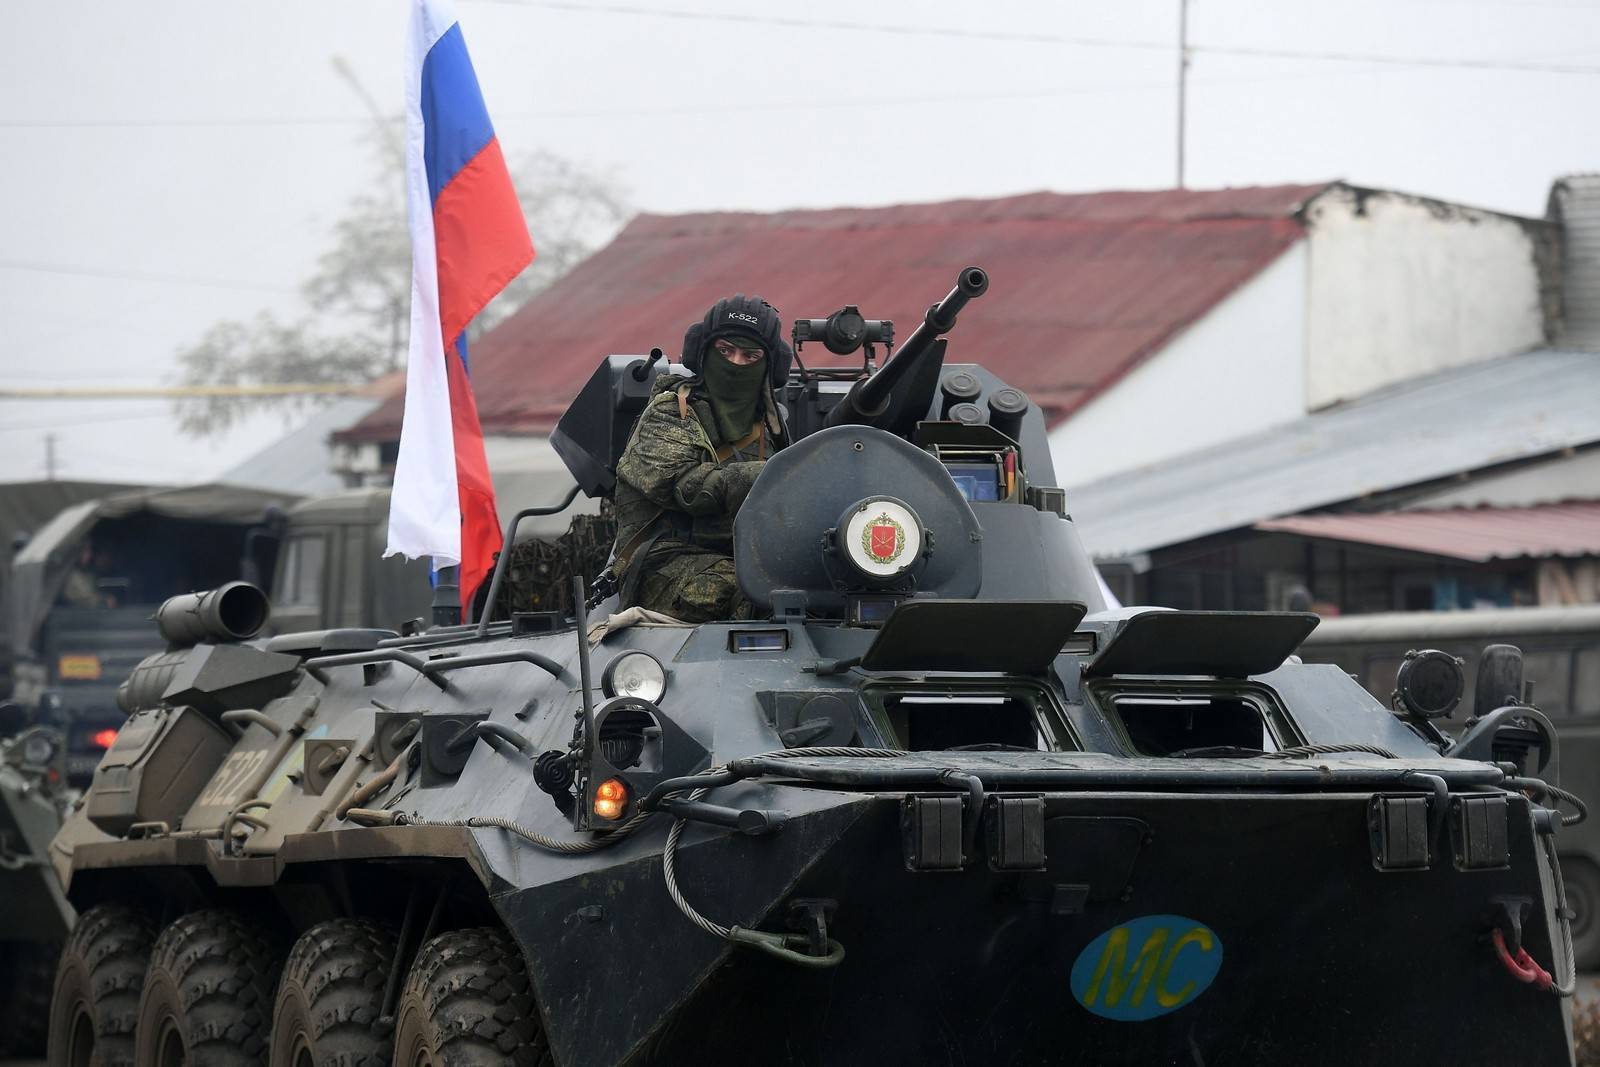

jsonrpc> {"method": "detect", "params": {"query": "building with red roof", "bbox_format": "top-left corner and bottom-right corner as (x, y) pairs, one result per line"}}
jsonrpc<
(332, 178), (1598, 616)
(336, 178), (1557, 494)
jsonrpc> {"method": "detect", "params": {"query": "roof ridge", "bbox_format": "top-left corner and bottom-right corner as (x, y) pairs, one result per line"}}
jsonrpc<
(619, 182), (1336, 239)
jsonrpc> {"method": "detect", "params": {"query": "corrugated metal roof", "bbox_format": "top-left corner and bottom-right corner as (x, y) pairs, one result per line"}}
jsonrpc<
(1068, 349), (1600, 560)
(1255, 501), (1600, 561)
(220, 396), (380, 495)
(339, 183), (1330, 442)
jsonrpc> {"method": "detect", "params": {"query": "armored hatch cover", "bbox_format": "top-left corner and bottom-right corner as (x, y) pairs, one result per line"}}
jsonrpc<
(860, 600), (1086, 673)
(1085, 610), (1319, 678)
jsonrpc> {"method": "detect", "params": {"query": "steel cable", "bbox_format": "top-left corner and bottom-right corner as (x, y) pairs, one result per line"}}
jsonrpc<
(657, 746), (906, 958)
(359, 809), (655, 854)
(1265, 743), (1401, 759)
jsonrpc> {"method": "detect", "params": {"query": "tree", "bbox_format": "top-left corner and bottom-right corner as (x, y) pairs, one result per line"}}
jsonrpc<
(173, 144), (630, 437)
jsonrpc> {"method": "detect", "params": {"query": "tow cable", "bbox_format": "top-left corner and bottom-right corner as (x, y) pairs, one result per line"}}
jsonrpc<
(1492, 927), (1558, 991)
(1487, 779), (1584, 998)
(655, 746), (904, 969)
(349, 746), (903, 967)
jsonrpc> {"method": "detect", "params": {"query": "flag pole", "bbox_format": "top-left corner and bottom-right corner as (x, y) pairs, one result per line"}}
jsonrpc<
(387, 0), (532, 624)
(432, 562), (462, 626)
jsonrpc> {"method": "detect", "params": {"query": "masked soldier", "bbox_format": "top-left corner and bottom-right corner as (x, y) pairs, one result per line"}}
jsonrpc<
(609, 295), (791, 622)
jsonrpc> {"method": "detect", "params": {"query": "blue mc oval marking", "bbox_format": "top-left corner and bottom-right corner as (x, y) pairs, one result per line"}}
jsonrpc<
(1069, 914), (1223, 1021)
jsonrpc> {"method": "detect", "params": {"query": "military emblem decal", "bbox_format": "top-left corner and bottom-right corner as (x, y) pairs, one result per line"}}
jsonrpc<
(862, 513), (906, 564)
(840, 496), (922, 580)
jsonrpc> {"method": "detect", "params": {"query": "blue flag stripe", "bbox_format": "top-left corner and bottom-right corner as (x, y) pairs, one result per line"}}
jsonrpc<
(420, 23), (495, 206)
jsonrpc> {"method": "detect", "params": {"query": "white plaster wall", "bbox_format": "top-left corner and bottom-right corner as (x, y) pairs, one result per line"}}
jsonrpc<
(1304, 187), (1546, 409)
(484, 434), (602, 535)
(1048, 242), (1308, 489)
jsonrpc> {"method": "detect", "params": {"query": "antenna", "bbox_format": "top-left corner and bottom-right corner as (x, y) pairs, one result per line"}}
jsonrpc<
(1177, 0), (1191, 188)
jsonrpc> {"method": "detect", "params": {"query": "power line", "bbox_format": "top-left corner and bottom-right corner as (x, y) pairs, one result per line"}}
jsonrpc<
(0, 49), (1578, 136)
(0, 258), (296, 294)
(0, 384), (366, 400)
(0, 81), (1167, 130)
(469, 0), (1176, 51)
(0, 8), (1593, 134)
(0, 406), (174, 435)
(471, 1), (1600, 74)
(1198, 41), (1600, 73)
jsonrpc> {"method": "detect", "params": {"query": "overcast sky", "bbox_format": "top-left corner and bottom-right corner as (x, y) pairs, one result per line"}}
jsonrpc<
(1, 0), (1595, 487)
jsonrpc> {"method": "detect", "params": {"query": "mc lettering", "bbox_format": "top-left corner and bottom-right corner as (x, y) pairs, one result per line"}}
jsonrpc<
(1077, 920), (1220, 1016)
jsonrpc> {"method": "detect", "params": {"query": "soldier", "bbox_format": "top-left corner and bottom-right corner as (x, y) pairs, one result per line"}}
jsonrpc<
(609, 294), (791, 621)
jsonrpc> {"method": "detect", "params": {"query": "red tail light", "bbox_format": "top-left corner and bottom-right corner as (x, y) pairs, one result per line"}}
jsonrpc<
(91, 728), (119, 750)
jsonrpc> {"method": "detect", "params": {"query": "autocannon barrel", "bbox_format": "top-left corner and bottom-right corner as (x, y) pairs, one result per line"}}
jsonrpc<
(824, 265), (989, 429)
(154, 581), (270, 647)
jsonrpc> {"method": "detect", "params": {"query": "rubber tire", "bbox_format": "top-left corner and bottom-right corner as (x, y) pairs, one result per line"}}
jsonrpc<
(1561, 853), (1600, 970)
(2, 939), (63, 1056)
(392, 927), (550, 1066)
(270, 918), (397, 1067)
(135, 909), (286, 1067)
(47, 904), (154, 1067)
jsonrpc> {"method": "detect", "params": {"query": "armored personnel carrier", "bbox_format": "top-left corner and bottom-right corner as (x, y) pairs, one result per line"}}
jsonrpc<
(49, 269), (1580, 1065)
(1, 716), (72, 1058)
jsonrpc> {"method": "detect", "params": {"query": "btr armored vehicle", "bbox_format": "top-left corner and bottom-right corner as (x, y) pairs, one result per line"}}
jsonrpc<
(1, 716), (72, 1058)
(49, 269), (1579, 1065)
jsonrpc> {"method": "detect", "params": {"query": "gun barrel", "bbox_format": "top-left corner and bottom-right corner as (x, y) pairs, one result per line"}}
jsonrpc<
(826, 266), (988, 427)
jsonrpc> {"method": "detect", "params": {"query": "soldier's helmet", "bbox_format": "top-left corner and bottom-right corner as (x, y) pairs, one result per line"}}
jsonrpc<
(682, 294), (793, 388)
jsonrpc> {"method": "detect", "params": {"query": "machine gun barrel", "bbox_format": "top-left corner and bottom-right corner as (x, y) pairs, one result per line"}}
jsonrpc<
(824, 265), (989, 429)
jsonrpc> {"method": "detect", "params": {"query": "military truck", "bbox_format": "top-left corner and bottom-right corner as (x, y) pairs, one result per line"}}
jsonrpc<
(5, 485), (295, 783)
(48, 269), (1580, 1065)
(3, 486), (442, 784)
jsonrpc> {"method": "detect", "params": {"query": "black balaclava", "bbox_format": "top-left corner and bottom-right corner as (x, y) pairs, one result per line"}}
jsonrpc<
(683, 294), (786, 443)
(700, 346), (766, 443)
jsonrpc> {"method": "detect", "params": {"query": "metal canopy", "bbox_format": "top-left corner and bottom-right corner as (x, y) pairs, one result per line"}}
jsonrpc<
(1070, 349), (1600, 560)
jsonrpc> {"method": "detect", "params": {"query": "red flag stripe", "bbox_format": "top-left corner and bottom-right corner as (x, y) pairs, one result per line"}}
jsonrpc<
(432, 136), (533, 347)
(444, 343), (501, 611)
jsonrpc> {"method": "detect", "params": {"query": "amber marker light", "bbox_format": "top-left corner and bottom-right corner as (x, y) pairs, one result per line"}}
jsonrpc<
(593, 778), (629, 820)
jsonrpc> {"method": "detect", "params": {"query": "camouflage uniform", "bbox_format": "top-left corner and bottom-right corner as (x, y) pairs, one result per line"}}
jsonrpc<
(611, 373), (782, 622)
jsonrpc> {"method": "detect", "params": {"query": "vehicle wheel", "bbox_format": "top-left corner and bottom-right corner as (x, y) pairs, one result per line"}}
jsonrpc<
(1561, 854), (1600, 970)
(270, 918), (397, 1067)
(393, 927), (550, 1066)
(135, 909), (285, 1067)
(2, 939), (62, 1056)
(47, 904), (154, 1067)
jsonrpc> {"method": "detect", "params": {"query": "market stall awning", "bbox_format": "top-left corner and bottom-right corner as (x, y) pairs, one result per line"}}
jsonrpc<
(1254, 501), (1600, 561)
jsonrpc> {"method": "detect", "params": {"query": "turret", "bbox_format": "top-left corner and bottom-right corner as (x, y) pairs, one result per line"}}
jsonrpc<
(821, 265), (989, 434)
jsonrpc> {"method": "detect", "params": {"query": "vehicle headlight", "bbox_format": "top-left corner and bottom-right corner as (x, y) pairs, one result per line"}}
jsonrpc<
(602, 650), (666, 703)
(22, 733), (56, 765)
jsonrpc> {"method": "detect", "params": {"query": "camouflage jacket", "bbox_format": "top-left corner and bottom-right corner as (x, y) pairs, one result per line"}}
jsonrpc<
(612, 372), (784, 562)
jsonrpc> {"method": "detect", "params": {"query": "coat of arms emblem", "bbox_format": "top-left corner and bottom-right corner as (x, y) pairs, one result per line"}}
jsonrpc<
(862, 513), (906, 564)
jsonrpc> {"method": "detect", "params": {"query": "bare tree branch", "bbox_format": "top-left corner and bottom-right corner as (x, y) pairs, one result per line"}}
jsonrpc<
(174, 144), (630, 438)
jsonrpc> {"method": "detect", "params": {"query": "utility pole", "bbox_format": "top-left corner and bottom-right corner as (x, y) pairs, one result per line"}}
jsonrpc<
(1177, 0), (1191, 188)
(44, 433), (56, 480)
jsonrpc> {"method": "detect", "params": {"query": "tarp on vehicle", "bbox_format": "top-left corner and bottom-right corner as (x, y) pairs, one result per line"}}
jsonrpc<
(7, 483), (295, 659)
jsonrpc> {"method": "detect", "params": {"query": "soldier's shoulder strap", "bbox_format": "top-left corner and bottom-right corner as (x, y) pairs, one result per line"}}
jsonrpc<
(716, 424), (764, 462)
(611, 511), (665, 577)
(670, 385), (731, 463)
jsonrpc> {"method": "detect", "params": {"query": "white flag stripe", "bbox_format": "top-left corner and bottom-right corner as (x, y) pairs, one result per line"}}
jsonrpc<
(385, 0), (461, 565)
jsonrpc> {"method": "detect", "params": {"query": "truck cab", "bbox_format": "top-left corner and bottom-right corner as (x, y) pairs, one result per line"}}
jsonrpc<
(265, 489), (433, 635)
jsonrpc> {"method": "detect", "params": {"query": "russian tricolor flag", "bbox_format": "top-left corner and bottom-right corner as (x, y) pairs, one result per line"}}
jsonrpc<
(386, 0), (533, 616)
